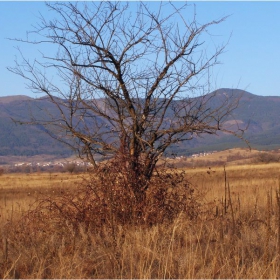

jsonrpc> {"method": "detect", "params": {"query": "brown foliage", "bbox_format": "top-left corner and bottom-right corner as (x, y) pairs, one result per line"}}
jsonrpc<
(256, 152), (280, 163)
(16, 162), (199, 232)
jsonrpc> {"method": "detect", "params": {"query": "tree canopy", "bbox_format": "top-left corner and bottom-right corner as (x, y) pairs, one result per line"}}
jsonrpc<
(9, 2), (245, 202)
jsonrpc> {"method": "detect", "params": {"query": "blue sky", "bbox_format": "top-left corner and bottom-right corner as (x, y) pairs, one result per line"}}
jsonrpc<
(0, 1), (280, 97)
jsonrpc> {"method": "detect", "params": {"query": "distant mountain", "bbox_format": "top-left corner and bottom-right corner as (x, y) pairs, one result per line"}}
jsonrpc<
(0, 89), (280, 157)
(0, 95), (33, 104)
(0, 96), (72, 157)
(173, 88), (280, 155)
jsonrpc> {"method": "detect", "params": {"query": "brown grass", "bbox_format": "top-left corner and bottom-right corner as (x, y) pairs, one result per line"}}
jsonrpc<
(1, 162), (280, 278)
(166, 148), (280, 168)
(0, 173), (85, 222)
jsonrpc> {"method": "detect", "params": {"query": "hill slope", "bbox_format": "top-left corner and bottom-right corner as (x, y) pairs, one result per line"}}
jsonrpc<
(0, 89), (280, 157)
(173, 89), (280, 155)
(0, 96), (72, 156)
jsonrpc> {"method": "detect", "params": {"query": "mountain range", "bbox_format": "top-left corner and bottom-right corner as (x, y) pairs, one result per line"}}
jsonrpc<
(0, 88), (280, 157)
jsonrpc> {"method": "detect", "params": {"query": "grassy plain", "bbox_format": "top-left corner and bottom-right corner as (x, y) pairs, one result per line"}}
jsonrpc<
(0, 173), (85, 222)
(1, 153), (280, 278)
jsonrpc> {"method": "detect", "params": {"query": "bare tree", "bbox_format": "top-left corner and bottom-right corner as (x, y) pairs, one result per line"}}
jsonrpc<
(9, 2), (245, 202)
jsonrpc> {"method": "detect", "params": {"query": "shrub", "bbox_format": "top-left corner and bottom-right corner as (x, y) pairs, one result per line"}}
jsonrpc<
(21, 164), (200, 232)
(256, 152), (279, 163)
(64, 162), (76, 174)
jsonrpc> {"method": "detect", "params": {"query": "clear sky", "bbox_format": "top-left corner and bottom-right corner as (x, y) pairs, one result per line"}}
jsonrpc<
(0, 1), (280, 98)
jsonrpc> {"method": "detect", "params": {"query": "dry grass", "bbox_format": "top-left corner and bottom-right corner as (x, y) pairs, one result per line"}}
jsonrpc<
(166, 148), (280, 167)
(186, 163), (280, 211)
(1, 162), (280, 278)
(0, 173), (85, 222)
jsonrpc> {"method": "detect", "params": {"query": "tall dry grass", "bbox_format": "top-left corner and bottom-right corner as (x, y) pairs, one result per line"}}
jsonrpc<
(1, 164), (280, 278)
(0, 173), (84, 222)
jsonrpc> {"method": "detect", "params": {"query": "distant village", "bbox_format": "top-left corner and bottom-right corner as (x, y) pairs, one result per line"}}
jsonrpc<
(167, 151), (216, 160)
(2, 151), (218, 173)
(13, 160), (90, 168)
(1, 148), (279, 173)
(6, 159), (93, 173)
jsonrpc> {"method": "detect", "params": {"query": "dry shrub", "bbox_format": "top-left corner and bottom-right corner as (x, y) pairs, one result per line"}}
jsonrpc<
(255, 152), (280, 163)
(14, 159), (201, 234)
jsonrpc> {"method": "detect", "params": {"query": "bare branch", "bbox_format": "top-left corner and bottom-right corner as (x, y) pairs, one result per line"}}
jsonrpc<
(9, 2), (244, 200)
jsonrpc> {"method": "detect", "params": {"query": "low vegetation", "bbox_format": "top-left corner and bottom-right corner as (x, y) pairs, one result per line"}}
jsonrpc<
(1, 151), (280, 278)
(166, 148), (280, 168)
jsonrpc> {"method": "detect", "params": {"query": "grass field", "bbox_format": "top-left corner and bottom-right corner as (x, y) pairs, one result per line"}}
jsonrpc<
(1, 154), (280, 278)
(0, 173), (85, 222)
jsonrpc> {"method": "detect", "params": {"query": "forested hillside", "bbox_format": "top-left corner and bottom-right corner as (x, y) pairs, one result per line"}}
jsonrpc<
(0, 96), (72, 156)
(1, 89), (280, 157)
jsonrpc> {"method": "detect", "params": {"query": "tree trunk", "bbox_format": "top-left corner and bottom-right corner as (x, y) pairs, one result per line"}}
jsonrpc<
(127, 154), (157, 205)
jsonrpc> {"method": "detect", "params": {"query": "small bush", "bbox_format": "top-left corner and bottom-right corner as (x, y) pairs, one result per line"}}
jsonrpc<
(256, 152), (279, 163)
(64, 162), (76, 173)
